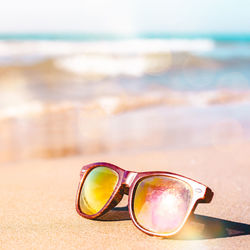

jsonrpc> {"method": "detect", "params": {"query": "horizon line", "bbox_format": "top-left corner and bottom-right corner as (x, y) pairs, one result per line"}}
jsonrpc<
(0, 32), (250, 42)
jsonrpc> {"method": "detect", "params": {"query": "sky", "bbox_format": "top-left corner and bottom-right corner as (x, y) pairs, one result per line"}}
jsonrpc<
(0, 0), (249, 34)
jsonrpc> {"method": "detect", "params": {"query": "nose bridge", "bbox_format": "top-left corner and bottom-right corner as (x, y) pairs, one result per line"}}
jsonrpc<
(122, 171), (137, 194)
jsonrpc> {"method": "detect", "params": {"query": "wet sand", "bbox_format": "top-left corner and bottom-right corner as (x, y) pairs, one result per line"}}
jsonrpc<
(1, 102), (250, 163)
(0, 142), (249, 249)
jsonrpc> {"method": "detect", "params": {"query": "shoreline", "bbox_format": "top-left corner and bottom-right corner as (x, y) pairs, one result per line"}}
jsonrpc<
(0, 101), (250, 163)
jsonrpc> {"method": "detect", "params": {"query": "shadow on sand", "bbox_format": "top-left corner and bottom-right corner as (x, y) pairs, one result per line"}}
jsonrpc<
(98, 206), (250, 240)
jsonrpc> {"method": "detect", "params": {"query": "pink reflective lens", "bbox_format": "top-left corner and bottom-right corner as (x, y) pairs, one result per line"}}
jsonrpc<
(133, 176), (192, 235)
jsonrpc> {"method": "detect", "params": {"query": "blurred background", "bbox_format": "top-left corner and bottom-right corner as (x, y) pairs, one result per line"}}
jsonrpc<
(1, 0), (250, 163)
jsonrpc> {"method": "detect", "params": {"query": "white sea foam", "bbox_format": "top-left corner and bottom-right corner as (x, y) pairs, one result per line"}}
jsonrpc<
(54, 54), (150, 76)
(53, 39), (215, 76)
(0, 39), (215, 63)
(0, 39), (216, 76)
(1, 90), (250, 119)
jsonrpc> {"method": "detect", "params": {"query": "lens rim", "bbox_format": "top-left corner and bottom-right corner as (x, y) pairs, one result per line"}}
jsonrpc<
(128, 172), (208, 237)
(76, 162), (125, 219)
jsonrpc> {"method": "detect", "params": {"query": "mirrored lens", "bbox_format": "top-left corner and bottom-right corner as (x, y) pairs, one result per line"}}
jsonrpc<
(79, 166), (119, 215)
(133, 176), (192, 234)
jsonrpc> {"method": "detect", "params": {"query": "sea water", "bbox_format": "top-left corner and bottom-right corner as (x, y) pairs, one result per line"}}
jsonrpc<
(0, 34), (250, 161)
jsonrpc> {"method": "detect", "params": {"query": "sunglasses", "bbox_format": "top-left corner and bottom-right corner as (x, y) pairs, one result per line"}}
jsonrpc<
(75, 162), (213, 237)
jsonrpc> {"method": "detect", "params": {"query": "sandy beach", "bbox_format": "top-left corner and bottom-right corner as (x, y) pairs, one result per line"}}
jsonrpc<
(0, 142), (249, 249)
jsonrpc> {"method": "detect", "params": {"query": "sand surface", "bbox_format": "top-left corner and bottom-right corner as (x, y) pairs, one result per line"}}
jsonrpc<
(0, 143), (249, 249)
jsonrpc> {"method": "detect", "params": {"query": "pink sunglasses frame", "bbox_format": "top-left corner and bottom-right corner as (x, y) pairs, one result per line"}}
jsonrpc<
(75, 162), (213, 237)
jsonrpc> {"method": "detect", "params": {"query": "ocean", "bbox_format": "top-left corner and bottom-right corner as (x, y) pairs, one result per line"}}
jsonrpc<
(0, 34), (250, 161)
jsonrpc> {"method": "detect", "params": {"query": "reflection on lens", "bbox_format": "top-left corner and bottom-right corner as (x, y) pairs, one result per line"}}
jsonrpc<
(79, 166), (119, 215)
(133, 176), (192, 234)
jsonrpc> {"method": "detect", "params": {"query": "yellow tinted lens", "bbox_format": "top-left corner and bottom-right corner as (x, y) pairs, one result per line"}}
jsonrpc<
(79, 166), (119, 215)
(133, 176), (192, 234)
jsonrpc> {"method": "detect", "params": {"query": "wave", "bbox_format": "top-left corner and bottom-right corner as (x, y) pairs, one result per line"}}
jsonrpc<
(0, 44), (220, 79)
(0, 39), (215, 65)
(1, 89), (250, 119)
